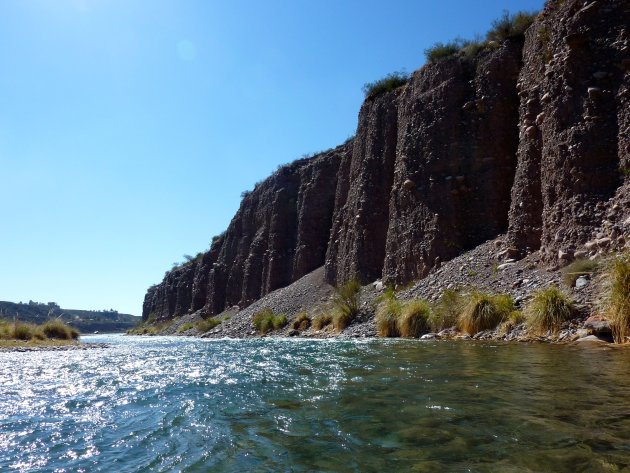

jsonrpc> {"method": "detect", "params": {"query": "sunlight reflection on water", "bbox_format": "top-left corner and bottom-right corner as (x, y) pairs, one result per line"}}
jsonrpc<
(1, 335), (630, 472)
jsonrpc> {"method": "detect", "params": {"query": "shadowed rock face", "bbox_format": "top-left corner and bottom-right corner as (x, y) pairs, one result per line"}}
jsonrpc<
(382, 40), (523, 285)
(142, 144), (351, 321)
(144, 0), (629, 321)
(507, 0), (630, 262)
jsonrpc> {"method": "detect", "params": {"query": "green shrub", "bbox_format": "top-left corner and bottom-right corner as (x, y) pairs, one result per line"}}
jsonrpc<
(177, 322), (194, 333)
(42, 319), (79, 340)
(604, 254), (630, 343)
(147, 313), (157, 324)
(375, 290), (402, 337)
(252, 308), (287, 334)
(486, 10), (538, 42)
(362, 71), (409, 99)
(332, 308), (354, 332)
(458, 292), (514, 334)
(525, 286), (574, 335)
(312, 313), (333, 330)
(291, 312), (311, 331)
(425, 38), (469, 63)
(562, 258), (599, 287)
(399, 300), (431, 338)
(196, 318), (221, 333)
(430, 289), (464, 331)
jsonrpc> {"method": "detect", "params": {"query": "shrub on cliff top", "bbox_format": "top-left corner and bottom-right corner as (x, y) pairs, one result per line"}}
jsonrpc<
(424, 38), (470, 63)
(525, 286), (574, 335)
(458, 292), (514, 334)
(604, 253), (630, 343)
(362, 71), (409, 100)
(486, 10), (538, 42)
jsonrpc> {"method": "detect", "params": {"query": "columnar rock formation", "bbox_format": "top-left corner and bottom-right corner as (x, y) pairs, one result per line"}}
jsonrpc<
(143, 0), (630, 321)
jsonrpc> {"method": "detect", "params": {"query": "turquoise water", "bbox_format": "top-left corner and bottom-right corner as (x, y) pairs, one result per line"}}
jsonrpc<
(1, 336), (630, 472)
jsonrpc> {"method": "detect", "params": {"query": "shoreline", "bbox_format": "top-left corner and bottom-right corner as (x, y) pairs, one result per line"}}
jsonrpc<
(0, 342), (110, 353)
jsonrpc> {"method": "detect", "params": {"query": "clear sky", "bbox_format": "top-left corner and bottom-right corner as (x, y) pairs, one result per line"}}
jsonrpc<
(0, 0), (544, 315)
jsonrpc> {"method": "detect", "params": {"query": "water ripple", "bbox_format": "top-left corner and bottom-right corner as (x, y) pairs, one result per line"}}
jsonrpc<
(1, 335), (630, 472)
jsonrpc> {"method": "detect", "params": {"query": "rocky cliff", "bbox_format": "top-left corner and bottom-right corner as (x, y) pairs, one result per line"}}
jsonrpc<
(143, 0), (629, 322)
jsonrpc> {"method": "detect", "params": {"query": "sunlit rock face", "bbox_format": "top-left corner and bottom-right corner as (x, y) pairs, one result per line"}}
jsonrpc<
(143, 0), (630, 321)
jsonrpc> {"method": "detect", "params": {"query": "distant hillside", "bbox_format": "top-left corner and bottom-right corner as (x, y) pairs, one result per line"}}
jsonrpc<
(0, 301), (140, 333)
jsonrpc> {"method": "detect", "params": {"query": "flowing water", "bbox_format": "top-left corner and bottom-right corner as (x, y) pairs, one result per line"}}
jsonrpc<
(1, 335), (630, 472)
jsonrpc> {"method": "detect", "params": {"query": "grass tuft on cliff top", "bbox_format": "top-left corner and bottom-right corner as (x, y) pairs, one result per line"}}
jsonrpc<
(486, 10), (538, 42)
(604, 253), (630, 343)
(362, 71), (409, 100)
(525, 286), (574, 335)
(424, 10), (538, 64)
(458, 292), (514, 335)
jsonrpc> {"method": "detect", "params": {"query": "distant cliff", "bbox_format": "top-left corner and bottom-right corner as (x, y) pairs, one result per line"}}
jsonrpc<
(143, 0), (629, 322)
(0, 301), (140, 333)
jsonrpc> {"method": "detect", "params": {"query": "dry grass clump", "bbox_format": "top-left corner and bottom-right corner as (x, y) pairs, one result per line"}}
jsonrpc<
(430, 289), (464, 331)
(375, 289), (402, 337)
(0, 318), (77, 342)
(604, 254), (630, 343)
(331, 279), (361, 332)
(498, 310), (525, 335)
(562, 258), (599, 287)
(458, 292), (514, 334)
(525, 286), (574, 335)
(399, 300), (431, 338)
(375, 290), (431, 338)
(312, 313), (333, 330)
(252, 308), (287, 334)
(291, 312), (311, 331)
(42, 319), (79, 340)
(196, 318), (221, 333)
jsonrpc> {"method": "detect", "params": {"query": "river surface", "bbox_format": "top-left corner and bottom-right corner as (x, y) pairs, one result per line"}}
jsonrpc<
(1, 335), (630, 472)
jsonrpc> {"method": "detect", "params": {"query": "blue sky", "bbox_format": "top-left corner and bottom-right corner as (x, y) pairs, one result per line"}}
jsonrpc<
(0, 0), (544, 315)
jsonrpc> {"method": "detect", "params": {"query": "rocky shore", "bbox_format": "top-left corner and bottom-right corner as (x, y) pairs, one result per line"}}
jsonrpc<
(138, 0), (629, 345)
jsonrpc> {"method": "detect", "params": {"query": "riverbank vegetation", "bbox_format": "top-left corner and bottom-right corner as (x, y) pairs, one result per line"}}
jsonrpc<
(0, 318), (79, 346)
(525, 286), (574, 335)
(253, 308), (287, 334)
(332, 279), (361, 331)
(605, 253), (630, 343)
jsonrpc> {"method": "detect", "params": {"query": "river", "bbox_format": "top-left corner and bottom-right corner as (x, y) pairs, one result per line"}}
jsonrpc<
(1, 335), (629, 472)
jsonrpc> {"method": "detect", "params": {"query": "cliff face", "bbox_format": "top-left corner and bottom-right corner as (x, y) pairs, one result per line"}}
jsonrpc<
(143, 0), (629, 321)
(143, 144), (351, 320)
(507, 0), (630, 261)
